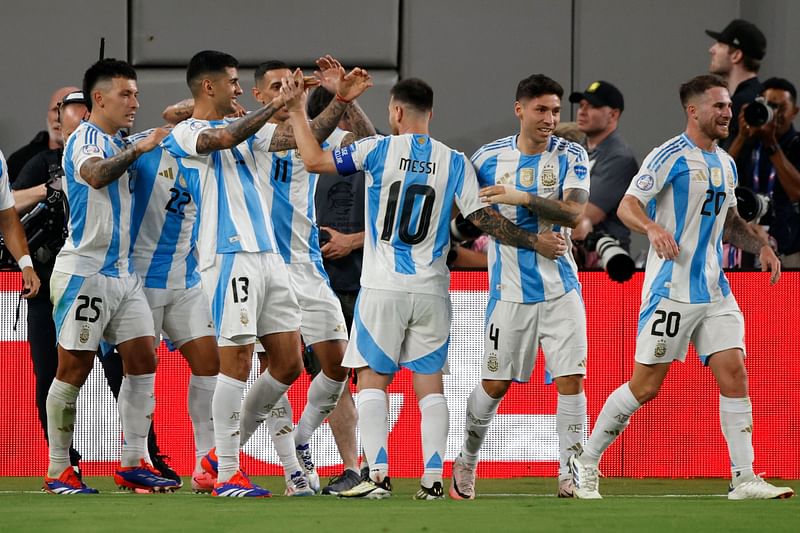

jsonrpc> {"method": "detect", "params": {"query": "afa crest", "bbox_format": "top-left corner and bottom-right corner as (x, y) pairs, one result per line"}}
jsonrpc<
(487, 354), (499, 373)
(654, 338), (667, 358)
(540, 166), (557, 188)
(519, 168), (534, 187)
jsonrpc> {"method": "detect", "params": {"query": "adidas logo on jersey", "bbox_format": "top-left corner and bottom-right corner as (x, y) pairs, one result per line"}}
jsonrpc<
(158, 167), (175, 180)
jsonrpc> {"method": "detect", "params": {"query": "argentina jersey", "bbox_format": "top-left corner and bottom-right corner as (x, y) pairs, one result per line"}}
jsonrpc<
(472, 135), (590, 303)
(162, 118), (279, 270)
(128, 129), (200, 289)
(0, 149), (14, 210)
(55, 121), (134, 278)
(332, 134), (483, 297)
(259, 128), (349, 264)
(626, 133), (737, 303)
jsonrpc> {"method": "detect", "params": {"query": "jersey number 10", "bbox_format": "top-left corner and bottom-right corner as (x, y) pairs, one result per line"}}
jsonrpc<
(380, 181), (436, 245)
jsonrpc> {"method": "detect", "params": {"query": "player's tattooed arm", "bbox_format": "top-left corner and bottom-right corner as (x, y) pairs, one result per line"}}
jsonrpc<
(723, 208), (770, 253)
(478, 186), (587, 228)
(341, 101), (377, 146)
(163, 98), (195, 124)
(81, 127), (170, 189)
(467, 207), (538, 250)
(269, 99), (349, 152)
(196, 100), (281, 154)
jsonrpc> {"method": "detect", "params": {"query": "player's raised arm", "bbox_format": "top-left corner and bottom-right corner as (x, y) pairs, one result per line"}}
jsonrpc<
(81, 126), (170, 189)
(194, 97), (284, 154)
(283, 72), (347, 176)
(617, 194), (679, 260)
(479, 185), (587, 228)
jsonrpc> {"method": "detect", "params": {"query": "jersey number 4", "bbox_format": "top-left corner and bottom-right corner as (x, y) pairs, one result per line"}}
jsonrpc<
(380, 181), (436, 245)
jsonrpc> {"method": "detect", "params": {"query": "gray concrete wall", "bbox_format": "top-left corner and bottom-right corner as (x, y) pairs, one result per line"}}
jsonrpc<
(2, 0), (797, 165)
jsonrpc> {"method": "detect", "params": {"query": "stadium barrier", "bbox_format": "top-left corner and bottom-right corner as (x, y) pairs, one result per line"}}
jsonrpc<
(1, 271), (796, 478)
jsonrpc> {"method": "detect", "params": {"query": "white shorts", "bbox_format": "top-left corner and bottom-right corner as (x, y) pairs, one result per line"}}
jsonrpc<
(288, 261), (348, 346)
(635, 292), (746, 365)
(201, 252), (301, 347)
(51, 271), (154, 351)
(143, 285), (216, 349)
(482, 289), (587, 382)
(343, 288), (451, 375)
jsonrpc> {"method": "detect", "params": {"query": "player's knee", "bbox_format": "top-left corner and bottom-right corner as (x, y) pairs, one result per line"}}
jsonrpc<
(634, 383), (661, 404)
(554, 374), (584, 395)
(482, 379), (510, 399)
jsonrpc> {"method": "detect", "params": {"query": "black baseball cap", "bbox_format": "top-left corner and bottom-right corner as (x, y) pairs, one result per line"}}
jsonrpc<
(569, 81), (624, 111)
(60, 91), (87, 107)
(706, 19), (766, 60)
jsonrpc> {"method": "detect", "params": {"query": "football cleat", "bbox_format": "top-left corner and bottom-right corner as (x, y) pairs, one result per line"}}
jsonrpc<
(114, 460), (181, 493)
(728, 474), (795, 500)
(295, 443), (320, 493)
(413, 481), (445, 500)
(449, 457), (476, 500)
(569, 454), (602, 499)
(212, 470), (272, 498)
(338, 476), (393, 499)
(558, 477), (575, 498)
(321, 469), (362, 496)
(284, 470), (315, 497)
(152, 453), (182, 489)
(43, 467), (99, 495)
(191, 470), (216, 493)
(201, 448), (219, 477)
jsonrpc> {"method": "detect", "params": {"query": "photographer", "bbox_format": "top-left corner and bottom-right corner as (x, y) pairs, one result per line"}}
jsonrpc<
(728, 78), (800, 267)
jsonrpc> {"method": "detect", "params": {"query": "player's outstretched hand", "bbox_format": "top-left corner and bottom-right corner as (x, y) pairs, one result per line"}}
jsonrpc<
(645, 222), (679, 260)
(336, 67), (373, 103)
(21, 266), (40, 299)
(759, 244), (781, 284)
(534, 231), (567, 260)
(137, 126), (172, 154)
(315, 55), (345, 94)
(479, 185), (530, 207)
(280, 69), (306, 112)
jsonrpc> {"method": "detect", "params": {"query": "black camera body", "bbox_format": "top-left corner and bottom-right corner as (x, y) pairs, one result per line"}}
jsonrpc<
(735, 186), (772, 223)
(744, 97), (775, 127)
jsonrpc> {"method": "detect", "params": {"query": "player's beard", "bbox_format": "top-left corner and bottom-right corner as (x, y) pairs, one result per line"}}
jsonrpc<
(702, 118), (729, 141)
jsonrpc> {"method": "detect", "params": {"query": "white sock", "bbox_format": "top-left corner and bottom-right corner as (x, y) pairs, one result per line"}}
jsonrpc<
(46, 379), (79, 478)
(357, 388), (389, 482)
(557, 392), (587, 479)
(583, 382), (640, 465)
(262, 394), (302, 479)
(240, 370), (291, 447)
(460, 384), (502, 466)
(214, 373), (245, 483)
(720, 395), (755, 485)
(119, 374), (155, 468)
(188, 374), (217, 472)
(420, 393), (448, 487)
(294, 372), (347, 446)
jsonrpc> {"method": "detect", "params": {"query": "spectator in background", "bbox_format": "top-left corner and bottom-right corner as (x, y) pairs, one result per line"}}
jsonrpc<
(707, 19), (767, 150)
(569, 81), (638, 266)
(6, 86), (78, 183)
(728, 78), (800, 267)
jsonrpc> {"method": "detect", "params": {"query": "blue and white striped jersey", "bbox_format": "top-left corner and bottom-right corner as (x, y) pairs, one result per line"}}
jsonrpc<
(128, 129), (200, 289)
(333, 133), (483, 297)
(258, 128), (349, 264)
(0, 150), (14, 210)
(55, 121), (134, 277)
(626, 133), (737, 303)
(163, 118), (279, 270)
(472, 135), (590, 303)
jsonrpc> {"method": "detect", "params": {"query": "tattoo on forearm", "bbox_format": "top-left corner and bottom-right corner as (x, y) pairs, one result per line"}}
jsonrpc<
(524, 189), (586, 227)
(82, 145), (139, 188)
(343, 101), (376, 140)
(197, 102), (279, 153)
(467, 207), (537, 250)
(723, 209), (767, 254)
(310, 99), (348, 142)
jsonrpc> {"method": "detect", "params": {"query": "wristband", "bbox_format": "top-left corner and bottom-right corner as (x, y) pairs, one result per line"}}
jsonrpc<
(335, 93), (352, 104)
(18, 255), (33, 270)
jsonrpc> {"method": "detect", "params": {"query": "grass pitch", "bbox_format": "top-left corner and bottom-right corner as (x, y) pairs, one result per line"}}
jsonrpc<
(1, 477), (797, 532)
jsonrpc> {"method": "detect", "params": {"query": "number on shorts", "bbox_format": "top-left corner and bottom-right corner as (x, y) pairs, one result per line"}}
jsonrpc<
(74, 295), (102, 323)
(650, 310), (681, 337)
(165, 187), (191, 216)
(380, 181), (436, 245)
(231, 277), (249, 303)
(489, 323), (500, 350)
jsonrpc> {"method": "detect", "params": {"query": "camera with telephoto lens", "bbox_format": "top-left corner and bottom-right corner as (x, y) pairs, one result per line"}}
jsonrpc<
(735, 186), (772, 223)
(584, 232), (635, 283)
(447, 214), (483, 266)
(744, 97), (775, 127)
(0, 164), (68, 270)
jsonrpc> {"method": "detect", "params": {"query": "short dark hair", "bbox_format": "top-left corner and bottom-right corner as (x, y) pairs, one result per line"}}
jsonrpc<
(679, 74), (728, 107)
(390, 78), (433, 113)
(82, 58), (137, 111)
(307, 87), (334, 120)
(516, 74), (563, 101)
(186, 50), (239, 95)
(254, 60), (291, 85)
(761, 77), (797, 104)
